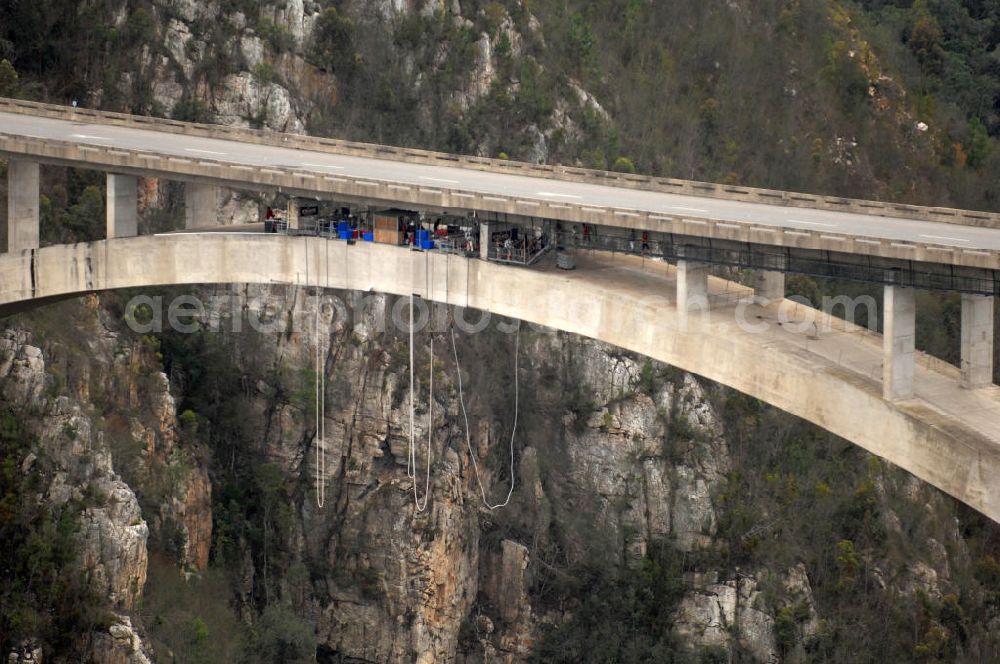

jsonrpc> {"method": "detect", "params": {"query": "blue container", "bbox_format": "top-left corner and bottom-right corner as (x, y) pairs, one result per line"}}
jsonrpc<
(337, 220), (350, 233)
(338, 230), (352, 240)
(363, 232), (374, 242)
(420, 239), (435, 250)
(417, 229), (430, 243)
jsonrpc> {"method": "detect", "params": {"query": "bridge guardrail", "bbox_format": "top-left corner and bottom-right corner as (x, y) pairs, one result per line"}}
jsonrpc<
(2, 97), (999, 230)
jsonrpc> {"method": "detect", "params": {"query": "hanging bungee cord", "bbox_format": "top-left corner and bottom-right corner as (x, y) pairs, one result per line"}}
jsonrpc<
(450, 319), (519, 510)
(407, 236), (520, 512)
(407, 252), (433, 513)
(310, 233), (330, 510)
(311, 218), (519, 512)
(315, 300), (326, 509)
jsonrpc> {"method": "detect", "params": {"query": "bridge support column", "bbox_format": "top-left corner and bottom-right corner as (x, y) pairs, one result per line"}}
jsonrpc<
(753, 270), (785, 302)
(7, 159), (39, 252)
(184, 183), (219, 229)
(106, 174), (138, 238)
(286, 198), (299, 231)
(960, 294), (994, 389)
(883, 285), (915, 401)
(676, 260), (710, 313)
(479, 221), (491, 260)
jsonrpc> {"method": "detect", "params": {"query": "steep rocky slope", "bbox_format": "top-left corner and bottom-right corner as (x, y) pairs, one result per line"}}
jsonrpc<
(0, 297), (208, 663)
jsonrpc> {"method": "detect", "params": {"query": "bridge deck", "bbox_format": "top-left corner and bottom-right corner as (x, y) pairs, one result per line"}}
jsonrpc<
(5, 110), (1000, 256)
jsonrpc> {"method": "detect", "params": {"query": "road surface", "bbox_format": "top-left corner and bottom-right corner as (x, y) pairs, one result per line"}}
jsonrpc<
(4, 111), (1000, 251)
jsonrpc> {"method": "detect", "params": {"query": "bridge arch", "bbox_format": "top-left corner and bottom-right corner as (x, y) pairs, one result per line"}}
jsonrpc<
(3, 234), (999, 521)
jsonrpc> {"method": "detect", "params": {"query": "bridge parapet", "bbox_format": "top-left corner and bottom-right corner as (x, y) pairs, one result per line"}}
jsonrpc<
(2, 96), (999, 230)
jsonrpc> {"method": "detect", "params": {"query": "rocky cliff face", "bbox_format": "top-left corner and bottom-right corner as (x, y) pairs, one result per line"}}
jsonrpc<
(210, 286), (750, 661)
(146, 284), (995, 662)
(0, 295), (212, 662)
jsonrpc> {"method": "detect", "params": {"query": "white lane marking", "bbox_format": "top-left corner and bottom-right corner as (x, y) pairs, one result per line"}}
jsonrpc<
(788, 219), (835, 228)
(537, 191), (582, 199)
(302, 163), (345, 170)
(919, 234), (970, 244)
(71, 133), (112, 141)
(672, 206), (708, 213)
(185, 148), (226, 155)
(156, 232), (272, 237)
(420, 176), (460, 184)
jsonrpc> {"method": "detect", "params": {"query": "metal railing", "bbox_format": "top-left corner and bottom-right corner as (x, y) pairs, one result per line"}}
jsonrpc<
(487, 236), (552, 266)
(557, 228), (1000, 295)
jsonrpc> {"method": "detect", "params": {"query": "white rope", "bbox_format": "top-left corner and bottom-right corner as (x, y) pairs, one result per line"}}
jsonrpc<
(313, 238), (326, 509)
(451, 320), (519, 510)
(414, 335), (432, 512)
(408, 292), (415, 479)
(407, 251), (432, 512)
(315, 306), (325, 508)
(322, 237), (328, 507)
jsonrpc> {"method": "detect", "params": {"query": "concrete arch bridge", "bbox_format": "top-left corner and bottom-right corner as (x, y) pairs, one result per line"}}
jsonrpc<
(0, 234), (998, 522)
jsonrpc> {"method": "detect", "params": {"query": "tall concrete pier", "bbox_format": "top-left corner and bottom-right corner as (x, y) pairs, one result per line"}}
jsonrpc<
(106, 174), (138, 239)
(883, 285), (916, 401)
(7, 159), (39, 252)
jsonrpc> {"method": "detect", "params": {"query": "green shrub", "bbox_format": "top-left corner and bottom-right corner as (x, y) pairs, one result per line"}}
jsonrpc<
(257, 17), (294, 53)
(612, 156), (637, 174)
(0, 58), (18, 96)
(253, 61), (276, 86)
(0, 407), (108, 658)
(172, 98), (212, 123)
(529, 541), (687, 662)
(309, 8), (357, 79)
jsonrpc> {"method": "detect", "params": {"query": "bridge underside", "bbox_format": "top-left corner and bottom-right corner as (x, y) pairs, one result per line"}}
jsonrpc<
(1, 235), (999, 522)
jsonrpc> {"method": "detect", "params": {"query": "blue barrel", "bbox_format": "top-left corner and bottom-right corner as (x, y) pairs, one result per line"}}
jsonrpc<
(337, 220), (350, 233)
(363, 232), (374, 242)
(417, 229), (430, 243)
(420, 239), (435, 250)
(338, 230), (352, 240)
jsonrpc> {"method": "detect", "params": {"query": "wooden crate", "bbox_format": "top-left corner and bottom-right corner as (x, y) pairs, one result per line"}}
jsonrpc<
(373, 214), (403, 245)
